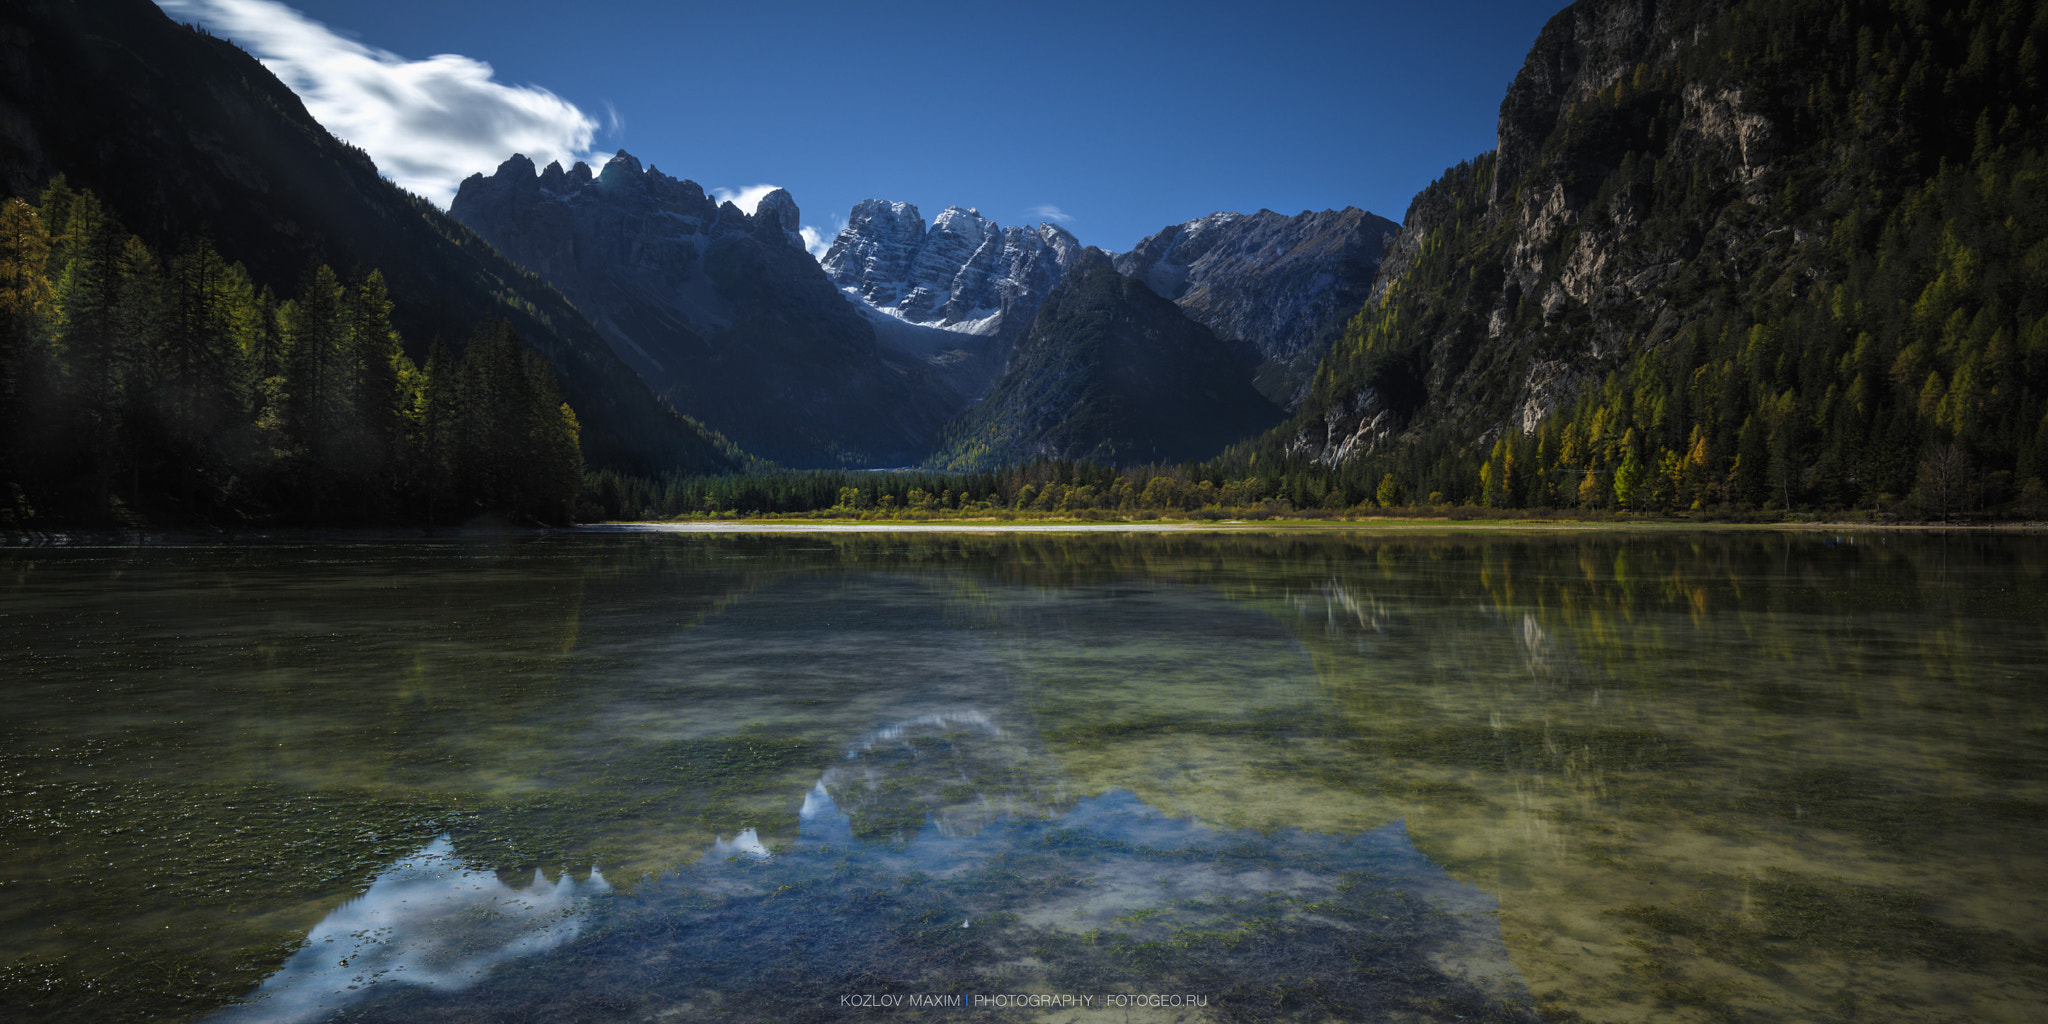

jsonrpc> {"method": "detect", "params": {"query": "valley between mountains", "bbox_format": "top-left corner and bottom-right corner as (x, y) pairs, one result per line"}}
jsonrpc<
(448, 157), (1394, 472)
(3, 0), (2045, 525)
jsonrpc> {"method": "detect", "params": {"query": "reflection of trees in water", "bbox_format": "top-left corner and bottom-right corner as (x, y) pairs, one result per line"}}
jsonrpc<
(9, 532), (2046, 1024)
(1232, 533), (2048, 1024)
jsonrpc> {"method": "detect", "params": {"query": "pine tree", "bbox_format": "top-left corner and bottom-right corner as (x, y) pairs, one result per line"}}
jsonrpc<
(158, 236), (252, 512)
(281, 264), (346, 473)
(0, 197), (52, 458)
(418, 336), (459, 524)
(338, 269), (405, 505)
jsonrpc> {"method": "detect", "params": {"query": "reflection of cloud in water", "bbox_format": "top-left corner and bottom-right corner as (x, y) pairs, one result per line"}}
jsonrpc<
(212, 835), (608, 1024)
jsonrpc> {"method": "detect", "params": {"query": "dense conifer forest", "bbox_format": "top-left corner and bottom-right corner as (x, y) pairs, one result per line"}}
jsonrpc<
(0, 182), (584, 527)
(1256, 0), (2048, 518)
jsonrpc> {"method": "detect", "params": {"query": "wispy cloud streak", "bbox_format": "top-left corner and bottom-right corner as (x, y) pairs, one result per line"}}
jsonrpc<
(1030, 204), (1076, 225)
(159, 0), (605, 207)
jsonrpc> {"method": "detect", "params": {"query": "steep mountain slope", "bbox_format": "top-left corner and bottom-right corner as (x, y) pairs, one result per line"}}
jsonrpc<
(1113, 207), (1397, 406)
(822, 200), (1397, 417)
(1275, 0), (2048, 513)
(819, 201), (1083, 402)
(931, 252), (1283, 470)
(451, 157), (951, 468)
(0, 0), (737, 475)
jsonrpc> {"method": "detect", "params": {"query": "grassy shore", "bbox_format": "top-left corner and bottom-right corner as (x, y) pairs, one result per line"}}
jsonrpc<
(581, 513), (2048, 533)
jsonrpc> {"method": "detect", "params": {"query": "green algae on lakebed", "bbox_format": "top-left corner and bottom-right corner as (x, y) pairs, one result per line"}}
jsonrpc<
(3, 530), (2046, 1023)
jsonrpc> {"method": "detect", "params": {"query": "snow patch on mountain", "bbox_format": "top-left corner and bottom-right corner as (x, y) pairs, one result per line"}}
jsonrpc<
(819, 200), (1082, 339)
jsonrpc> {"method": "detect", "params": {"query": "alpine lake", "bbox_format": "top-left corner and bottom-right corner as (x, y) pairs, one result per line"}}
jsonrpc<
(2, 526), (2044, 1024)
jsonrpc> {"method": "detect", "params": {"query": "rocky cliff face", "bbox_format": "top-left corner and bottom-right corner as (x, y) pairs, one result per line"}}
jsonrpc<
(930, 251), (1283, 471)
(1113, 207), (1398, 407)
(824, 200), (1395, 412)
(1290, 0), (1782, 465)
(819, 201), (1083, 401)
(451, 153), (950, 468)
(823, 201), (1083, 336)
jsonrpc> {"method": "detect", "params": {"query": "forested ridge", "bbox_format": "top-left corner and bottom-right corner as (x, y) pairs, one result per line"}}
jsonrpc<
(0, 182), (583, 527)
(927, 259), (1283, 472)
(1239, 0), (2048, 518)
(14, 0), (2048, 526)
(589, 0), (2048, 523)
(0, 0), (743, 483)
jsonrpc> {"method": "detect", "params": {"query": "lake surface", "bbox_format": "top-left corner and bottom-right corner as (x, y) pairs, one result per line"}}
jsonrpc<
(2, 529), (2044, 1023)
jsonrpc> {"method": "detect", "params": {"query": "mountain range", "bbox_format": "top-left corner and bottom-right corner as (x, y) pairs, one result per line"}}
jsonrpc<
(929, 250), (1284, 470)
(450, 154), (949, 468)
(818, 200), (1082, 408)
(0, 0), (738, 478)
(5, 0), (2042, 518)
(452, 166), (1396, 469)
(1114, 207), (1396, 406)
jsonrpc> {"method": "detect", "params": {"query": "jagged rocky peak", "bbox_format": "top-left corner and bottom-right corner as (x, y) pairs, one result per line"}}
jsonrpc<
(822, 200), (929, 309)
(599, 148), (644, 183)
(449, 150), (949, 469)
(453, 148), (810, 251)
(819, 199), (1082, 336)
(752, 188), (805, 251)
(1111, 206), (1397, 406)
(538, 159), (568, 190)
(494, 152), (539, 184)
(1068, 244), (1113, 273)
(756, 189), (799, 233)
(927, 247), (1284, 471)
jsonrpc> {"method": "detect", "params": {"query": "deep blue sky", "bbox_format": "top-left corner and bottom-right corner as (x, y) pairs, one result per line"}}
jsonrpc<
(164, 0), (1564, 252)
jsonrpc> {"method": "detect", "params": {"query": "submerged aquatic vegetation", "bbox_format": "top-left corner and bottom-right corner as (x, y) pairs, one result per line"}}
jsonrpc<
(3, 531), (2046, 1022)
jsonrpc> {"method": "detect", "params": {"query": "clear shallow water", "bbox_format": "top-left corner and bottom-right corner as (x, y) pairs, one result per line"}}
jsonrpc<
(2, 530), (2044, 1023)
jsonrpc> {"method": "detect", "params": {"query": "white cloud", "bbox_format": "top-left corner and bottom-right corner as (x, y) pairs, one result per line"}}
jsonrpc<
(709, 184), (785, 214)
(799, 212), (846, 263)
(1030, 204), (1076, 225)
(158, 0), (607, 207)
(799, 227), (830, 261)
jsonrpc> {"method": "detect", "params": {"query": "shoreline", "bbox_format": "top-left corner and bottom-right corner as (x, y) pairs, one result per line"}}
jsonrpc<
(580, 518), (2048, 534)
(3, 517), (2042, 547)
(0, 524), (547, 547)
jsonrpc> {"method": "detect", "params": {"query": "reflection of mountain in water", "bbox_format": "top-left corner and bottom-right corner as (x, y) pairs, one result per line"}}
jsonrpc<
(212, 836), (608, 1024)
(818, 709), (1073, 842)
(704, 707), (1070, 859)
(311, 783), (1535, 1023)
